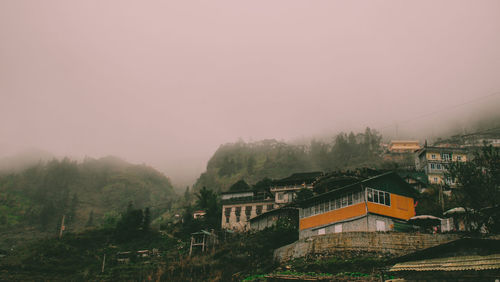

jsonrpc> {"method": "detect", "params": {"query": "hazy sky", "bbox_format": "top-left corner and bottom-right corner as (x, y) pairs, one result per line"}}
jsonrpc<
(1, 1), (500, 186)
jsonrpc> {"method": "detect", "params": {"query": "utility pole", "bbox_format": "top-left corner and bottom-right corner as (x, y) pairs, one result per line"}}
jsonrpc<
(59, 215), (65, 239)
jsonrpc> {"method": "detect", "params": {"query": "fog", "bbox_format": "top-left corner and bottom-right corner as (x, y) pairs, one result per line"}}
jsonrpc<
(1, 1), (500, 187)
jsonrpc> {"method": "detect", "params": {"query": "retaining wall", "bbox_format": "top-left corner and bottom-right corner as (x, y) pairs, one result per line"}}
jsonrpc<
(274, 232), (463, 262)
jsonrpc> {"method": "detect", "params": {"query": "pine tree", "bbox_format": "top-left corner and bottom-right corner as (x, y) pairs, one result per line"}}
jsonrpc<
(86, 210), (94, 227)
(142, 207), (151, 232)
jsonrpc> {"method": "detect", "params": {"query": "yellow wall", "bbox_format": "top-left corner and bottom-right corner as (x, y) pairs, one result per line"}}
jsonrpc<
(425, 152), (467, 162)
(366, 194), (415, 221)
(428, 174), (443, 184)
(299, 203), (366, 231)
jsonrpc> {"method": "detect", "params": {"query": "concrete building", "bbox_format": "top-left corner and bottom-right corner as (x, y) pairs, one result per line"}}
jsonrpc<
(221, 190), (275, 232)
(249, 206), (298, 231)
(270, 172), (322, 205)
(415, 146), (468, 186)
(298, 172), (417, 238)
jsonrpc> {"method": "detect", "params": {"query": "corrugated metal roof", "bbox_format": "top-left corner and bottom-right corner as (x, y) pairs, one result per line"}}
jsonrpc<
(390, 254), (500, 272)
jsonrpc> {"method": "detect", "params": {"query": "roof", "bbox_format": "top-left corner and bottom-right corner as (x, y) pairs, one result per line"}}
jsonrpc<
(248, 205), (298, 222)
(299, 171), (418, 207)
(391, 238), (500, 264)
(191, 230), (213, 236)
(220, 190), (253, 195)
(272, 172), (323, 187)
(390, 253), (500, 272)
(417, 146), (469, 157)
(397, 171), (429, 185)
(390, 140), (420, 144)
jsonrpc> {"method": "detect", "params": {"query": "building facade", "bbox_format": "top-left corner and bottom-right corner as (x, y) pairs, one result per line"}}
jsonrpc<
(388, 140), (421, 153)
(298, 172), (417, 238)
(270, 172), (322, 205)
(221, 191), (275, 231)
(415, 146), (468, 186)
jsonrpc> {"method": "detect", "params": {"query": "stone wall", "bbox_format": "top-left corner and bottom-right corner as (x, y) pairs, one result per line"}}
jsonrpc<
(274, 232), (463, 262)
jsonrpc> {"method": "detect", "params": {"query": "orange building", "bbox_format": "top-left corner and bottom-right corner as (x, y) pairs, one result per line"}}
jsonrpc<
(298, 172), (417, 238)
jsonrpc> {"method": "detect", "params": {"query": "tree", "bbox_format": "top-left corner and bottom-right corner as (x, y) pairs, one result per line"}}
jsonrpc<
(195, 187), (221, 229)
(447, 144), (500, 232)
(228, 179), (251, 192)
(142, 207), (151, 232)
(67, 193), (78, 225)
(184, 186), (191, 203)
(86, 210), (94, 227)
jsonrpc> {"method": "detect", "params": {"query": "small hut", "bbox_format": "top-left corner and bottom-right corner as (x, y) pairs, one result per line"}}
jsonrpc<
(189, 230), (217, 256)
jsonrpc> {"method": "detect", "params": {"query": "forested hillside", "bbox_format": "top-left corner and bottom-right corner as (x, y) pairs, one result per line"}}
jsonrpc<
(0, 156), (175, 234)
(194, 128), (385, 191)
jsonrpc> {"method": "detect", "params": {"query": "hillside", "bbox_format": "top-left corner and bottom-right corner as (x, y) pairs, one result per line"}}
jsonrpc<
(194, 128), (385, 192)
(0, 156), (176, 239)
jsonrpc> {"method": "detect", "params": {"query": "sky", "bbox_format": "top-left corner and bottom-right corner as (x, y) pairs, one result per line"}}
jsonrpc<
(1, 1), (500, 187)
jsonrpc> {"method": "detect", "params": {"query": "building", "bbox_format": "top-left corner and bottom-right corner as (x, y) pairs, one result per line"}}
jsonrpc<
(397, 171), (429, 193)
(249, 206), (298, 231)
(193, 210), (206, 219)
(298, 172), (417, 238)
(220, 190), (275, 232)
(389, 238), (500, 281)
(270, 172), (323, 205)
(415, 146), (468, 186)
(388, 140), (421, 153)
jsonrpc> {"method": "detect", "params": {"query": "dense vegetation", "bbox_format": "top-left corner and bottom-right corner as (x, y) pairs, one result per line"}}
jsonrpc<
(195, 128), (385, 192)
(0, 156), (175, 238)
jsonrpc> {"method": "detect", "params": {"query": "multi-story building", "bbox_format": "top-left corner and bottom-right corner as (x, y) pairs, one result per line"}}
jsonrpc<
(415, 146), (468, 186)
(220, 190), (275, 232)
(297, 172), (417, 238)
(388, 140), (421, 153)
(270, 172), (322, 205)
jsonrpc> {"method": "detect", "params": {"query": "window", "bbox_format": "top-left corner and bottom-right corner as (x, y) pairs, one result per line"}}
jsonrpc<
(441, 153), (451, 161)
(235, 207), (241, 217)
(318, 228), (326, 235)
(436, 164), (442, 170)
(236, 216), (240, 222)
(353, 192), (359, 203)
(431, 154), (436, 159)
(256, 205), (262, 215)
(366, 188), (391, 206)
(278, 193), (284, 200)
(267, 204), (274, 211)
(224, 207), (231, 217)
(334, 224), (342, 233)
(457, 155), (462, 161)
(376, 220), (386, 231)
(348, 193), (353, 205)
(341, 195), (347, 208)
(245, 206), (252, 219)
(433, 177), (438, 183)
(430, 163), (436, 169)
(225, 217), (229, 223)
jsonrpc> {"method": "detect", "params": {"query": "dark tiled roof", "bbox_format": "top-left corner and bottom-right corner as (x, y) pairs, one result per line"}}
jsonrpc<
(272, 172), (323, 186)
(390, 254), (500, 272)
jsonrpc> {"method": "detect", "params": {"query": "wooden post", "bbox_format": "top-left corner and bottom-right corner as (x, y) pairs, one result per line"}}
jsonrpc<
(59, 215), (65, 239)
(189, 236), (194, 257)
(202, 235), (205, 252)
(101, 253), (106, 273)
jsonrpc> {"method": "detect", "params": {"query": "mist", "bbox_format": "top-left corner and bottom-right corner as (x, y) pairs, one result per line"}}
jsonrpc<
(1, 1), (500, 188)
